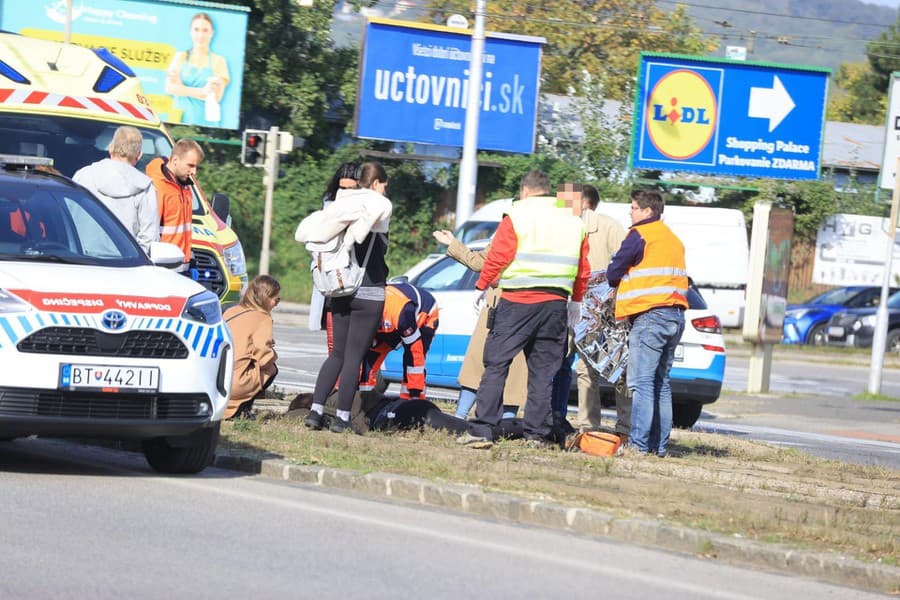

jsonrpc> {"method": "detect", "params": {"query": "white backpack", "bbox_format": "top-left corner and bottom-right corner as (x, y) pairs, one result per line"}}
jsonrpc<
(306, 231), (377, 298)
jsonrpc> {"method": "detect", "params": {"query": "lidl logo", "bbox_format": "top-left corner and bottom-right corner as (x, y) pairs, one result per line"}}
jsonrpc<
(646, 69), (717, 160)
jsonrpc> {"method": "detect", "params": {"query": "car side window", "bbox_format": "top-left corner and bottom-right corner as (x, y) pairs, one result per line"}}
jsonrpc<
(850, 289), (878, 308)
(63, 196), (120, 257)
(415, 257), (477, 291)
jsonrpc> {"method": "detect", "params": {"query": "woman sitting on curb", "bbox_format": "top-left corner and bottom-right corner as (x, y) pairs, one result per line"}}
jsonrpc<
(223, 275), (281, 419)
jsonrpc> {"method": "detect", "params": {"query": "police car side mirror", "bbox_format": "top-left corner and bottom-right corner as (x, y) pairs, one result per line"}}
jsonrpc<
(148, 241), (186, 269)
(388, 275), (409, 284)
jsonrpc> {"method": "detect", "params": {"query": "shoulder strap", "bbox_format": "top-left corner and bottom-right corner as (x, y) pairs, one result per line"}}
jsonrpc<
(225, 309), (255, 323)
(358, 231), (378, 269)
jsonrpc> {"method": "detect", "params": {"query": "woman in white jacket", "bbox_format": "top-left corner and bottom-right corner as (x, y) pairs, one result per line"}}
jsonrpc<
(300, 162), (392, 433)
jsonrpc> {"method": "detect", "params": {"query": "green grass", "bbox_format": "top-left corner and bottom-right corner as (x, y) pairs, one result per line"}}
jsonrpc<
(853, 392), (900, 403)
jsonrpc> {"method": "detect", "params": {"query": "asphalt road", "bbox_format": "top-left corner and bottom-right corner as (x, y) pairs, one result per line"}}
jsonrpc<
(0, 438), (885, 600)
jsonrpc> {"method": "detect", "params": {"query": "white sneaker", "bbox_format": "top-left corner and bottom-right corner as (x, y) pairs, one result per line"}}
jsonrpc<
(455, 432), (493, 449)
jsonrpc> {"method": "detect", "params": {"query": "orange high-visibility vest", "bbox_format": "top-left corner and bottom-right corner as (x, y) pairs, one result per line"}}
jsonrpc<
(615, 220), (688, 319)
(360, 283), (439, 399)
(146, 157), (192, 265)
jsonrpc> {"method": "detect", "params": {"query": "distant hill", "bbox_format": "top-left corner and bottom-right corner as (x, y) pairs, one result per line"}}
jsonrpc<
(683, 0), (898, 72)
(331, 0), (897, 72)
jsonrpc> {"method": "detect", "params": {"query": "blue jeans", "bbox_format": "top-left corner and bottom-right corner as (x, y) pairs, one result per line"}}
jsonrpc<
(455, 387), (476, 418)
(626, 307), (685, 456)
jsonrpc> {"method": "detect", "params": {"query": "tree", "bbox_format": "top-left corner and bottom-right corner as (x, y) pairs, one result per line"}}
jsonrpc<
(424, 0), (712, 99)
(828, 62), (885, 124)
(829, 11), (900, 125)
(536, 72), (634, 200)
(199, 0), (367, 152)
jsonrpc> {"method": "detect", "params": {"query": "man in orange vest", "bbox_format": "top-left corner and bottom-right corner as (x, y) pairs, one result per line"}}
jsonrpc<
(146, 138), (204, 272)
(607, 189), (688, 457)
(359, 282), (439, 400)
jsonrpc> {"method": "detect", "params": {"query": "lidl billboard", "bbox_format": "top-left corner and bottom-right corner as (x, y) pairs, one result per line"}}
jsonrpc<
(356, 18), (544, 153)
(0, 0), (249, 129)
(631, 53), (829, 180)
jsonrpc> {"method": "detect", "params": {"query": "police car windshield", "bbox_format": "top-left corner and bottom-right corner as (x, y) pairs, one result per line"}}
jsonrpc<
(0, 114), (172, 179)
(0, 179), (148, 267)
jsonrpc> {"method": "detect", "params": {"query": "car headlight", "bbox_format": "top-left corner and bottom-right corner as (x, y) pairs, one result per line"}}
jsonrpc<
(0, 289), (31, 314)
(223, 241), (246, 277)
(182, 290), (222, 325)
(858, 315), (877, 329)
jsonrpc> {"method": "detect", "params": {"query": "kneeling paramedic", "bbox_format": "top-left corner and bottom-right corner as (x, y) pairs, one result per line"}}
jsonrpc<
(360, 282), (439, 400)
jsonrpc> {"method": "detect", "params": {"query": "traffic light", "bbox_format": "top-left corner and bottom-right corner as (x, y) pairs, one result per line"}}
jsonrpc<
(241, 129), (267, 167)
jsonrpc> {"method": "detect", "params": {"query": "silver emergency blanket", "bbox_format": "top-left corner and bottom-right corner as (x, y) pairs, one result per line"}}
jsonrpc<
(573, 271), (630, 384)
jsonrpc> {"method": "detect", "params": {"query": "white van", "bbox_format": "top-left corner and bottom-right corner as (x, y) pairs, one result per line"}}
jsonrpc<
(455, 198), (749, 328)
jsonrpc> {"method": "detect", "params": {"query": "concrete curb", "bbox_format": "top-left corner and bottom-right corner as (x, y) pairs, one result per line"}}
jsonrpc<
(213, 452), (898, 594)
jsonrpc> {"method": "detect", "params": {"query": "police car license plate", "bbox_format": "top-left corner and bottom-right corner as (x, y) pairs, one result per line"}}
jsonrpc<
(674, 344), (684, 362)
(59, 364), (159, 392)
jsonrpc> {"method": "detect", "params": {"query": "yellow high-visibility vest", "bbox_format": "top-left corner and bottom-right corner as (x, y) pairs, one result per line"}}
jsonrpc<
(501, 196), (585, 295)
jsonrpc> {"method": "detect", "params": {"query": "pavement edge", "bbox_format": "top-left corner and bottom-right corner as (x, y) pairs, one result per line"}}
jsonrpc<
(213, 452), (898, 594)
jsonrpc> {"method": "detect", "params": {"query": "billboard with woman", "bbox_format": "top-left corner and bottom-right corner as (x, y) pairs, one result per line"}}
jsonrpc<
(0, 0), (248, 129)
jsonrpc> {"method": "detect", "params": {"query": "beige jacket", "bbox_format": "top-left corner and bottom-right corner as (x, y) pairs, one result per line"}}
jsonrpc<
(447, 239), (527, 405)
(583, 209), (627, 271)
(223, 305), (278, 418)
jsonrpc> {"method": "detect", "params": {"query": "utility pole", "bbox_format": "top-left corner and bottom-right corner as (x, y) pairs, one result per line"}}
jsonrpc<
(65, 0), (72, 43)
(454, 0), (486, 227)
(868, 155), (900, 394)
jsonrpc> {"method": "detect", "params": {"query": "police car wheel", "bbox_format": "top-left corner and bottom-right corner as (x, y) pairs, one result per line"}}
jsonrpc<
(142, 423), (220, 474)
(672, 402), (703, 429)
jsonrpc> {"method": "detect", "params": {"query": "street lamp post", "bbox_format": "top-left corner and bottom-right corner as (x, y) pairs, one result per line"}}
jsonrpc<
(454, 0), (486, 228)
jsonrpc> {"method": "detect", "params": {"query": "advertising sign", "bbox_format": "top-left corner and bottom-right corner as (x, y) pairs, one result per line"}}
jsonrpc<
(814, 213), (900, 285)
(356, 18), (544, 153)
(879, 73), (900, 190)
(632, 53), (829, 180)
(0, 0), (249, 129)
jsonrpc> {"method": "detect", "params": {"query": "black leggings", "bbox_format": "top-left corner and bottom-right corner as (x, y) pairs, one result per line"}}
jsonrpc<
(313, 294), (384, 412)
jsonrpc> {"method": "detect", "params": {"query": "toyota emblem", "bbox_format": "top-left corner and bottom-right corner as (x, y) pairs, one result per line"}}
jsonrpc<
(101, 310), (127, 331)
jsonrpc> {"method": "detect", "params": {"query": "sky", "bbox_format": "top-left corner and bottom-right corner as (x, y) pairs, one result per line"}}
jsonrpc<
(864, 0), (900, 7)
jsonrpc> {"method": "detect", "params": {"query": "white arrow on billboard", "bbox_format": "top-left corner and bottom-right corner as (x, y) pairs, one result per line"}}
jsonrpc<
(748, 75), (795, 132)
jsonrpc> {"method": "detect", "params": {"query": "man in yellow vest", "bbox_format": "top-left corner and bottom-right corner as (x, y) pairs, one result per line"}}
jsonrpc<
(459, 171), (590, 448)
(607, 189), (688, 457)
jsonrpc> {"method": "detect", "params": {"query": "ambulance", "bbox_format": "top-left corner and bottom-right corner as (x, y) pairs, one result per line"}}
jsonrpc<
(0, 32), (247, 302)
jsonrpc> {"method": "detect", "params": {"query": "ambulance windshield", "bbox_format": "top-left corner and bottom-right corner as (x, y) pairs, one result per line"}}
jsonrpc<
(0, 114), (172, 178)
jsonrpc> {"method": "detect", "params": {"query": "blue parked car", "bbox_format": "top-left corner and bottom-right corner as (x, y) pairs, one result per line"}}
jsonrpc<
(782, 286), (896, 345)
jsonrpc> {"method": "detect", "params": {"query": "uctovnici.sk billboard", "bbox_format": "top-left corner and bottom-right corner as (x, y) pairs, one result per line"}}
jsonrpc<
(631, 53), (829, 180)
(0, 0), (248, 130)
(355, 18), (545, 154)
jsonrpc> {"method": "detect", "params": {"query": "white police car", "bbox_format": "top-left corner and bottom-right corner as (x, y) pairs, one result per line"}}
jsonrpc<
(383, 241), (726, 428)
(0, 156), (232, 473)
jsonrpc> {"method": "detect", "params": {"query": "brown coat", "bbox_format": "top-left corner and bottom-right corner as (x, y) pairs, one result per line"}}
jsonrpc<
(223, 305), (278, 418)
(447, 239), (527, 405)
